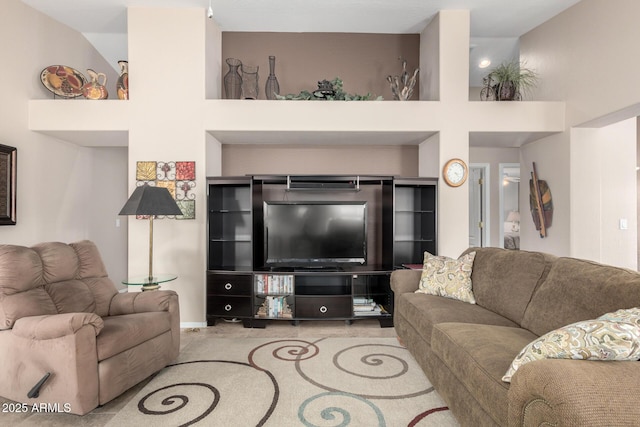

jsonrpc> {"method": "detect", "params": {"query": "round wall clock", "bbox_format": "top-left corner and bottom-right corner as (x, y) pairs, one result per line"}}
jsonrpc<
(443, 158), (468, 187)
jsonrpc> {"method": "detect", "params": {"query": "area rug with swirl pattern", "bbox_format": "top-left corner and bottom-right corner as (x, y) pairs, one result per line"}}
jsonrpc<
(105, 337), (458, 427)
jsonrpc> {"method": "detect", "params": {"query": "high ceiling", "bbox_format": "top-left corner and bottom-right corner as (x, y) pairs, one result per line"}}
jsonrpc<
(23, 0), (581, 87)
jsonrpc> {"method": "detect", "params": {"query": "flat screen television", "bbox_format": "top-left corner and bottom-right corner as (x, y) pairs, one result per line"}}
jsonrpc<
(263, 201), (367, 267)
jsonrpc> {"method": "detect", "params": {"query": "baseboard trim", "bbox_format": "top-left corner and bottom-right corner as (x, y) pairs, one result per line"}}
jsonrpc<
(180, 322), (208, 328)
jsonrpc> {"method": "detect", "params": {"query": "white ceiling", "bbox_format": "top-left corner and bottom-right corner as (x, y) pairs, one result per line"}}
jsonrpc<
(23, 0), (581, 87)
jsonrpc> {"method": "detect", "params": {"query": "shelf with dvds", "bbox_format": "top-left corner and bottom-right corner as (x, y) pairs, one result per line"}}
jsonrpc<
(254, 273), (295, 319)
(351, 272), (393, 327)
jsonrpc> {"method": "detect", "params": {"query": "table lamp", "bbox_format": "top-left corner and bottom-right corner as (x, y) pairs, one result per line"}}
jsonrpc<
(119, 185), (183, 281)
(506, 210), (520, 232)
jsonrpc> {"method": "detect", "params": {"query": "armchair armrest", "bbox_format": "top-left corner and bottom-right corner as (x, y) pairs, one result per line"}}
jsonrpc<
(11, 313), (104, 340)
(390, 270), (422, 295)
(508, 359), (640, 426)
(109, 290), (178, 316)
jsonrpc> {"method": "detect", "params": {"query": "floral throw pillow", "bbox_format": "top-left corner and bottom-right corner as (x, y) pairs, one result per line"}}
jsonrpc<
(598, 307), (640, 325)
(502, 307), (640, 383)
(415, 251), (476, 304)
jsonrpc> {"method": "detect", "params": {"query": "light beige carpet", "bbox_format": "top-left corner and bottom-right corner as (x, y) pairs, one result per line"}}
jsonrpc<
(106, 337), (458, 426)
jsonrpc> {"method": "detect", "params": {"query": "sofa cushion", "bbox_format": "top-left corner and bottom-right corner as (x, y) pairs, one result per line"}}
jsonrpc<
(70, 241), (118, 317)
(32, 242), (80, 284)
(96, 312), (172, 361)
(431, 322), (538, 426)
(0, 241), (119, 329)
(522, 257), (640, 336)
(503, 307), (640, 382)
(44, 280), (97, 314)
(417, 251), (476, 304)
(462, 247), (555, 325)
(396, 292), (520, 345)
(0, 245), (56, 329)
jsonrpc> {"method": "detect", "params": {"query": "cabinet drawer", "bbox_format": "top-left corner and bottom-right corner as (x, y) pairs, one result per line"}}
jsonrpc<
(295, 296), (352, 318)
(207, 273), (252, 295)
(207, 296), (253, 317)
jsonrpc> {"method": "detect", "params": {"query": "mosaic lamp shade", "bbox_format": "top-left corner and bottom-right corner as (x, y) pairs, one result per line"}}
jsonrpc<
(119, 185), (182, 280)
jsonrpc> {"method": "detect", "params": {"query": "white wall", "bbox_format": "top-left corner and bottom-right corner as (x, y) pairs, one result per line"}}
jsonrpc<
(520, 0), (640, 264)
(420, 11), (472, 257)
(0, 0), (126, 277)
(571, 119), (637, 269)
(88, 147), (129, 287)
(127, 8), (211, 325)
(220, 145), (419, 176)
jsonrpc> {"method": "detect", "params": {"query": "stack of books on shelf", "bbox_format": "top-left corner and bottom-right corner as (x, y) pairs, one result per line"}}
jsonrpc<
(254, 274), (294, 294)
(353, 297), (384, 317)
(256, 296), (293, 319)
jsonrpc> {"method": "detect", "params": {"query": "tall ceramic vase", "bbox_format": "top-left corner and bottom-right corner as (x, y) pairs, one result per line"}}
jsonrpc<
(241, 65), (259, 99)
(264, 56), (280, 100)
(223, 58), (243, 99)
(116, 60), (129, 100)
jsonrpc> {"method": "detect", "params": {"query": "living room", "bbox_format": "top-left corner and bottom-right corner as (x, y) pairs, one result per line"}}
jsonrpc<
(1, 0), (640, 425)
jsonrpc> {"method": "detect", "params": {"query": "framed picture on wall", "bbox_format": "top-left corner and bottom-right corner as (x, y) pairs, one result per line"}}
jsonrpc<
(0, 144), (17, 225)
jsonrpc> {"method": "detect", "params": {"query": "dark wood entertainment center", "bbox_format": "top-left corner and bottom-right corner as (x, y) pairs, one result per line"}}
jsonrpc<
(206, 175), (437, 327)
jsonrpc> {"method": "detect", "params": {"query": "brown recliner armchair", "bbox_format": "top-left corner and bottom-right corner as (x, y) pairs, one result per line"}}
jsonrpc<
(0, 240), (180, 415)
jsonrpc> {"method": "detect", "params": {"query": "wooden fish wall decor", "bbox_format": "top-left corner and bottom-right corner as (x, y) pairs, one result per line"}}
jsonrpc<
(529, 162), (553, 238)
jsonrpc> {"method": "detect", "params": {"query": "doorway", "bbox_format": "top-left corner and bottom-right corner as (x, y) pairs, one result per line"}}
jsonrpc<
(499, 163), (520, 250)
(469, 164), (490, 247)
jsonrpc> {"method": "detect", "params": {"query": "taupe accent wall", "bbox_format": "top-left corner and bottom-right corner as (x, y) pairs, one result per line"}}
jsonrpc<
(222, 32), (420, 100)
(221, 144), (419, 177)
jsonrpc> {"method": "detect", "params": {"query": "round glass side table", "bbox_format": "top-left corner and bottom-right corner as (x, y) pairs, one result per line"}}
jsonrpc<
(122, 274), (177, 291)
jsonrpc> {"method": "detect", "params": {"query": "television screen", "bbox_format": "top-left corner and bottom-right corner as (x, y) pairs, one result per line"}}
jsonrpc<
(264, 201), (367, 267)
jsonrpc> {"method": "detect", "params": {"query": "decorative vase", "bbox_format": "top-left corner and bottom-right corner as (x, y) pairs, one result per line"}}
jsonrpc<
(241, 65), (259, 99)
(264, 55), (280, 100)
(82, 69), (108, 100)
(386, 58), (419, 101)
(497, 81), (518, 101)
(223, 58), (243, 99)
(116, 60), (129, 100)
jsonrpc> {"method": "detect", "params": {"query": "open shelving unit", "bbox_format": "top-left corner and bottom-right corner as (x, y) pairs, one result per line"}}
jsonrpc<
(393, 180), (438, 267)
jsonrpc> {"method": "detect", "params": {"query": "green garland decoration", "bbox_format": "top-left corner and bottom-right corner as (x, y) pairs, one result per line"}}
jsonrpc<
(275, 77), (383, 101)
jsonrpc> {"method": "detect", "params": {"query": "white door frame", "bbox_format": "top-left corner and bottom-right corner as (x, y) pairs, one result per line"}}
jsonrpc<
(470, 163), (490, 247)
(499, 163), (520, 249)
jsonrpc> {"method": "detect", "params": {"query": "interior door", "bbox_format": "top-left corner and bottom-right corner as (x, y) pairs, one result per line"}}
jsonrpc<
(469, 166), (485, 247)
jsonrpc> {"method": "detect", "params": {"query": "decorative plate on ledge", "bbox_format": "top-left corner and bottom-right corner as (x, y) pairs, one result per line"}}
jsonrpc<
(40, 65), (86, 98)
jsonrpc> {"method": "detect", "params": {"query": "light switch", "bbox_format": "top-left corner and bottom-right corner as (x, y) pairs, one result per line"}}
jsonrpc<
(619, 218), (628, 230)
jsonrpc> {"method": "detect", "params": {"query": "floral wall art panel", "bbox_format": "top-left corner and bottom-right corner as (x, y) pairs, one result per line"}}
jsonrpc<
(135, 161), (196, 220)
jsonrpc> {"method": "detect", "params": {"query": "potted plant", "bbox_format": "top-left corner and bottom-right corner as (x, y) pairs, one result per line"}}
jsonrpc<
(484, 60), (538, 101)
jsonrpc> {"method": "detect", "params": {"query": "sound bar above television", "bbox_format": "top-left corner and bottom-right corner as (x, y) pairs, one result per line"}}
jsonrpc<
(286, 175), (360, 191)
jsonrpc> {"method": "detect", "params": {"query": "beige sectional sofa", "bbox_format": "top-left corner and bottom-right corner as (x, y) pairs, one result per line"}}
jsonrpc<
(391, 247), (640, 427)
(0, 240), (180, 415)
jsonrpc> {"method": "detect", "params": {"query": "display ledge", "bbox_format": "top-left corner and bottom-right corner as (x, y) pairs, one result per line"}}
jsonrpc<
(28, 99), (566, 148)
(29, 100), (129, 147)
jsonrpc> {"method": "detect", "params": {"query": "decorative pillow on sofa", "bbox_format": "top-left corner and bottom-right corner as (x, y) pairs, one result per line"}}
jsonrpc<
(502, 307), (640, 382)
(415, 251), (476, 304)
(598, 307), (640, 325)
